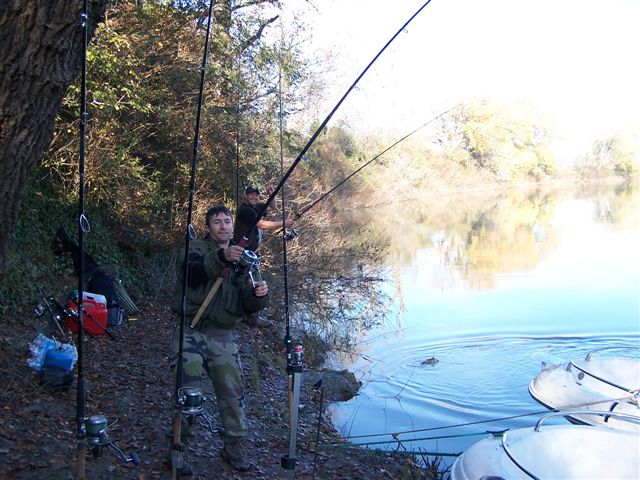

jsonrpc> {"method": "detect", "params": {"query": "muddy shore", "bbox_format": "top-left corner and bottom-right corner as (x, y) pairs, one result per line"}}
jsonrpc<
(0, 305), (429, 479)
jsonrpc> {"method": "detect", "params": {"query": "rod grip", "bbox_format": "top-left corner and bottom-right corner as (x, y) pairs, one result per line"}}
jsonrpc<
(75, 444), (85, 479)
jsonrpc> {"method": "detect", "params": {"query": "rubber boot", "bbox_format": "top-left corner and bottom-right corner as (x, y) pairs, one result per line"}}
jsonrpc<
(243, 311), (273, 327)
(220, 439), (251, 472)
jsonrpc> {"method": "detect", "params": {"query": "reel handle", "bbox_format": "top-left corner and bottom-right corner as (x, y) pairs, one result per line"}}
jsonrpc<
(248, 264), (262, 288)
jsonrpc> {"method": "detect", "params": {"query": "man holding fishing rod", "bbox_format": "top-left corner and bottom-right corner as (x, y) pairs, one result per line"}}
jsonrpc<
(236, 184), (295, 327)
(171, 204), (269, 472)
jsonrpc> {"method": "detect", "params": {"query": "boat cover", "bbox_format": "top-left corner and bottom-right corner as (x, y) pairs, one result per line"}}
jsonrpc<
(451, 424), (640, 479)
(529, 357), (640, 431)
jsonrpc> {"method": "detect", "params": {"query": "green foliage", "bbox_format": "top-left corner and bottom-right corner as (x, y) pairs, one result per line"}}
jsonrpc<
(0, 183), (75, 315)
(39, 0), (309, 228)
(298, 124), (363, 194)
(10, 1), (316, 313)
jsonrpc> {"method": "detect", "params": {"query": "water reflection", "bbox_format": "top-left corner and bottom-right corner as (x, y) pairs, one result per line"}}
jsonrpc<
(330, 181), (640, 465)
(353, 183), (638, 293)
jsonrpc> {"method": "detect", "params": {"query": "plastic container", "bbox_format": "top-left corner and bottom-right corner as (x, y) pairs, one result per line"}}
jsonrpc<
(73, 290), (107, 307)
(26, 334), (56, 371)
(27, 334), (77, 372)
(107, 307), (125, 326)
(66, 294), (108, 335)
(43, 347), (76, 371)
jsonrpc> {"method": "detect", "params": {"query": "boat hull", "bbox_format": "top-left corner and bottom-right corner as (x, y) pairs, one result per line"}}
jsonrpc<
(451, 424), (640, 480)
(529, 357), (640, 431)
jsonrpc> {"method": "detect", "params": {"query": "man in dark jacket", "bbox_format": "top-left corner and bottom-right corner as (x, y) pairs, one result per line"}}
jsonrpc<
(172, 205), (269, 472)
(235, 185), (294, 326)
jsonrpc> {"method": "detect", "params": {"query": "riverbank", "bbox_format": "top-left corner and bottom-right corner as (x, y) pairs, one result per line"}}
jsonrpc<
(0, 304), (432, 479)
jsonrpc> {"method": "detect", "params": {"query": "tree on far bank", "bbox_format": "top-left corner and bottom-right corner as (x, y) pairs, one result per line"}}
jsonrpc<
(435, 99), (556, 180)
(579, 130), (640, 179)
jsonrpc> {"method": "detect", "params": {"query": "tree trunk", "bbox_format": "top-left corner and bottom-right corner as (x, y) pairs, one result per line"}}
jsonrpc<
(0, 0), (106, 276)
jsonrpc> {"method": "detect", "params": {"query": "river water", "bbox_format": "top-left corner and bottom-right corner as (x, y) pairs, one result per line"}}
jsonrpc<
(327, 182), (640, 465)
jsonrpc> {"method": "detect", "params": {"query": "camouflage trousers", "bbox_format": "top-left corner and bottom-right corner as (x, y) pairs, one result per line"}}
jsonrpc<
(171, 324), (246, 441)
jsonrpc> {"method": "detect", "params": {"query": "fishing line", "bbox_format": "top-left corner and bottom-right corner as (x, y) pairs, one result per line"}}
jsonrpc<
(312, 397), (640, 465)
(334, 431), (497, 448)
(295, 103), (462, 218)
(252, 0), (435, 227)
(335, 392), (639, 441)
(319, 443), (461, 458)
(171, 0), (215, 477)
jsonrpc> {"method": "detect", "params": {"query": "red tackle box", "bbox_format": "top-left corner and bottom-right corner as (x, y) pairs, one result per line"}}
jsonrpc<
(65, 293), (108, 336)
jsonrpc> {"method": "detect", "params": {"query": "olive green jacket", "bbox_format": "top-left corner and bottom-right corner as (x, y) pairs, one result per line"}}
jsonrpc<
(172, 236), (268, 329)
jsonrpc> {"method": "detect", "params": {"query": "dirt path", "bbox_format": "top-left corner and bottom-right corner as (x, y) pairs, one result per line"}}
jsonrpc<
(0, 305), (427, 479)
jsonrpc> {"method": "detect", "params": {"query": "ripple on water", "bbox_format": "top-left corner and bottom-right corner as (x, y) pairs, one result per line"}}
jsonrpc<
(330, 334), (639, 460)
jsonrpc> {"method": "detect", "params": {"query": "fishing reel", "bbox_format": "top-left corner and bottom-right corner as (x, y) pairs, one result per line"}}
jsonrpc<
(34, 304), (46, 317)
(33, 296), (68, 322)
(238, 249), (259, 269)
(177, 386), (204, 416)
(240, 249), (263, 288)
(32, 297), (74, 343)
(85, 415), (140, 464)
(284, 228), (300, 242)
(235, 249), (260, 276)
(292, 345), (304, 367)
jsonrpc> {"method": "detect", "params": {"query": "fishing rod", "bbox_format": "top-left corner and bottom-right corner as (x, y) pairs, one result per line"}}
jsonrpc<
(276, 34), (304, 479)
(253, 0), (435, 226)
(74, 4), (137, 475)
(190, 2), (432, 473)
(171, 0), (215, 477)
(75, 1), (89, 476)
(10, 236), (67, 339)
(278, 33), (291, 363)
(311, 380), (324, 480)
(10, 236), (116, 340)
(235, 55), (242, 211)
(251, 3), (433, 475)
(295, 103), (462, 219)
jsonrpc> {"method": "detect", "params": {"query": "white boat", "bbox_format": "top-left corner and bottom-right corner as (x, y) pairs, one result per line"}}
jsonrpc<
(528, 346), (640, 431)
(450, 412), (640, 480)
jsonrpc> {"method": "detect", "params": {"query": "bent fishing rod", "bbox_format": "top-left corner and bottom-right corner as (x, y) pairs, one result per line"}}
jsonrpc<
(295, 103), (462, 218)
(172, 0), (215, 477)
(251, 0), (435, 227)
(240, 3), (434, 477)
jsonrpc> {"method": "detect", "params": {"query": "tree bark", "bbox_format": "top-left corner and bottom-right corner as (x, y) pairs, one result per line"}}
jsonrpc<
(0, 0), (106, 276)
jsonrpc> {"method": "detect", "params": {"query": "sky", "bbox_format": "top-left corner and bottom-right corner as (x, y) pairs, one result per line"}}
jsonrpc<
(282, 0), (640, 159)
